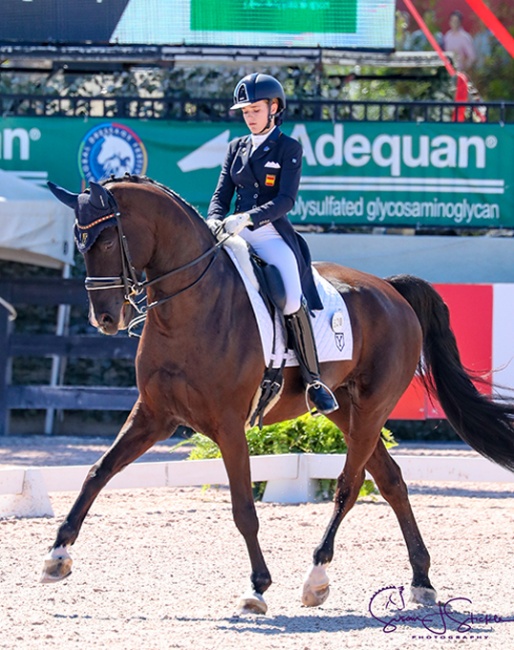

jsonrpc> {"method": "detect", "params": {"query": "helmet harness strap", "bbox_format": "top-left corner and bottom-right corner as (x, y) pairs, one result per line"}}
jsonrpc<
(256, 99), (279, 135)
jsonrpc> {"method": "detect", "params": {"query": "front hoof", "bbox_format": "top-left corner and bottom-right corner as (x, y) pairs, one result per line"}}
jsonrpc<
(410, 585), (437, 605)
(237, 590), (268, 615)
(301, 563), (330, 607)
(40, 546), (73, 583)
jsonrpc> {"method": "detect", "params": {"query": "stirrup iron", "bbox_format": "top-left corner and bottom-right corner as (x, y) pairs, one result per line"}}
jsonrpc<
(305, 381), (339, 416)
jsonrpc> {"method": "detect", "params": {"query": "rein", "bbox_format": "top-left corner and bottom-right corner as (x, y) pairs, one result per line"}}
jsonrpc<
(84, 197), (230, 335)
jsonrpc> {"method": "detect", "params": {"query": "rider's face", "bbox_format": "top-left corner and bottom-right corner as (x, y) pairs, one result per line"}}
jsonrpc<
(242, 100), (277, 134)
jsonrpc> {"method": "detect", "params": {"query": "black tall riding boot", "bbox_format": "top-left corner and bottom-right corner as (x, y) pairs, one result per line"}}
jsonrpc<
(286, 303), (338, 415)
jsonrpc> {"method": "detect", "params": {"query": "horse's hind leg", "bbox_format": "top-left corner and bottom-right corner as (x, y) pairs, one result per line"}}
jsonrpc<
(365, 440), (437, 605)
(41, 400), (173, 583)
(302, 405), (381, 607)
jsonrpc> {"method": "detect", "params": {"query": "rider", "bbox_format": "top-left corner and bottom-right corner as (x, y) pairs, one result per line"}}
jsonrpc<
(207, 72), (338, 415)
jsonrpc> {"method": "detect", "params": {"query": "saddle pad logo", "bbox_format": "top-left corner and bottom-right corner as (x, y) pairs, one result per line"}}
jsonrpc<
(265, 174), (276, 187)
(332, 310), (346, 351)
(78, 122), (148, 183)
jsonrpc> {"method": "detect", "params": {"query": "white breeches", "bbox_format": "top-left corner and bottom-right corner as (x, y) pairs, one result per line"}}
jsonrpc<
(240, 223), (302, 315)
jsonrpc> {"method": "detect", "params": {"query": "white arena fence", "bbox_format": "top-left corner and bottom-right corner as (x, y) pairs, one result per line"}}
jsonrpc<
(1, 452), (514, 518)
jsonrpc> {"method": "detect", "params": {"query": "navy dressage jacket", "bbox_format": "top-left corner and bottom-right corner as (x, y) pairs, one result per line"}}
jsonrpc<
(207, 127), (323, 311)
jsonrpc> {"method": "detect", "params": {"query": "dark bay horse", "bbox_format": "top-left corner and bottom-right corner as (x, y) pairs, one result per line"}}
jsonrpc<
(44, 175), (514, 614)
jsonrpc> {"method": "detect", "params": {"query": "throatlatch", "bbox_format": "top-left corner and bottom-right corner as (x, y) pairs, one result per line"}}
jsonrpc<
(286, 301), (339, 415)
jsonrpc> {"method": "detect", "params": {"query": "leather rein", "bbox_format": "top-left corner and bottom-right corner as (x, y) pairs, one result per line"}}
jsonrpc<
(84, 198), (229, 335)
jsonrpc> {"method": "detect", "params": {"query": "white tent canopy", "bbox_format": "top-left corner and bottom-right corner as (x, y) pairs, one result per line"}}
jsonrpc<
(0, 170), (75, 269)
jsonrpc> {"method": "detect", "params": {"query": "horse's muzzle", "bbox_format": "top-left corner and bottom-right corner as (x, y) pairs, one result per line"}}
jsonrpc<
(90, 300), (136, 335)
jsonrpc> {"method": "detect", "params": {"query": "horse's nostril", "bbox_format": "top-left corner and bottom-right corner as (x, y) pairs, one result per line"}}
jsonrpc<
(99, 313), (114, 326)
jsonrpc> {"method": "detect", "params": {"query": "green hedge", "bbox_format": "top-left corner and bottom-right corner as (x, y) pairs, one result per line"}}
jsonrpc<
(178, 413), (396, 500)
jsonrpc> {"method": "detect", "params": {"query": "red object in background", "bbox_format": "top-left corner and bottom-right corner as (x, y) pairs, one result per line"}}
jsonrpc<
(396, 0), (514, 35)
(391, 284), (493, 419)
(464, 0), (514, 58)
(453, 71), (469, 122)
(398, 0), (476, 33)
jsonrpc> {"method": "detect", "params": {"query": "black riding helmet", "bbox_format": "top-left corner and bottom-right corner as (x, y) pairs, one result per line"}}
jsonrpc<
(231, 73), (286, 127)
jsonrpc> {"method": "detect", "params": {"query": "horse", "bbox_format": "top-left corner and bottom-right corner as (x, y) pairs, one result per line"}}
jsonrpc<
(43, 174), (514, 614)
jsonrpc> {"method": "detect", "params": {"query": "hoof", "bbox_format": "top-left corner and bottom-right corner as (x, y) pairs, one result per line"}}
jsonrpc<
(40, 546), (73, 584)
(237, 590), (268, 615)
(410, 585), (437, 606)
(301, 563), (330, 607)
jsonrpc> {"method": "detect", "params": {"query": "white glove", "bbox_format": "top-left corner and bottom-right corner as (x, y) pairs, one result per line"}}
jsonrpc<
(223, 213), (252, 235)
(206, 218), (223, 235)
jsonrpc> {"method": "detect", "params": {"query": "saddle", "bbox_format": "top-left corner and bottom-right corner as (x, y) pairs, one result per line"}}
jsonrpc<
(208, 222), (353, 427)
(249, 250), (286, 315)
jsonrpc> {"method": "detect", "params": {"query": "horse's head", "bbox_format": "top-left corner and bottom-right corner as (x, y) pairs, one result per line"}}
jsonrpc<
(48, 180), (140, 335)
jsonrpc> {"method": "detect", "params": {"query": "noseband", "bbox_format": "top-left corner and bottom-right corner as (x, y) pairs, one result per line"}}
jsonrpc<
(84, 199), (228, 335)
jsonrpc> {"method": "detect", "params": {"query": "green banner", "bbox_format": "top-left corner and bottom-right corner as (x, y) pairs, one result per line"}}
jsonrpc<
(0, 118), (512, 228)
(191, 0), (357, 34)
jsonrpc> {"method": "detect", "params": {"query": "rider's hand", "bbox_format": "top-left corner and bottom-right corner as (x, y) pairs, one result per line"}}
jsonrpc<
(206, 218), (223, 235)
(223, 213), (252, 235)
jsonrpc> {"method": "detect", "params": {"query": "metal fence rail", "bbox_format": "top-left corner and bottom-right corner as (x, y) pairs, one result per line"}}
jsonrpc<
(2, 94), (514, 123)
(0, 277), (138, 435)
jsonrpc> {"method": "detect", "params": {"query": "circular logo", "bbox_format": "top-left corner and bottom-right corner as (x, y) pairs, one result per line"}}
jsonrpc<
(331, 311), (345, 333)
(78, 122), (147, 183)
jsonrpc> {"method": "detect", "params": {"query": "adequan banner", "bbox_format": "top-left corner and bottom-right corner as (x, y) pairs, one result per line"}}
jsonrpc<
(1, 117), (512, 228)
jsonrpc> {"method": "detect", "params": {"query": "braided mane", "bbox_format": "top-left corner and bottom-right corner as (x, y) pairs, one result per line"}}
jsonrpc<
(103, 173), (205, 223)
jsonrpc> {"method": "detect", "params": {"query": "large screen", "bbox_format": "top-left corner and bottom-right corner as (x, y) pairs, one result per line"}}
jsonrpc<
(0, 0), (395, 50)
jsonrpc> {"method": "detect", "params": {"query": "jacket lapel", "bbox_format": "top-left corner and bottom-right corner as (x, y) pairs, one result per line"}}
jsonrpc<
(237, 136), (252, 170)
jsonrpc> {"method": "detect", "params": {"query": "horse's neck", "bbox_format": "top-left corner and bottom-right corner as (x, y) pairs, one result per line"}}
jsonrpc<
(143, 201), (230, 313)
(146, 199), (212, 278)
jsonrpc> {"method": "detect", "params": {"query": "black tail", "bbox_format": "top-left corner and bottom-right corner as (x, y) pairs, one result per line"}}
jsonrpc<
(387, 274), (514, 472)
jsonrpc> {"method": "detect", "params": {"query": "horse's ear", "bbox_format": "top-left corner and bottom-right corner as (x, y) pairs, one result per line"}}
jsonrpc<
(89, 181), (111, 210)
(47, 181), (79, 210)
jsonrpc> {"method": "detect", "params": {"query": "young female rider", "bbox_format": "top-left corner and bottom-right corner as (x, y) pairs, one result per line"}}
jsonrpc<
(207, 72), (338, 415)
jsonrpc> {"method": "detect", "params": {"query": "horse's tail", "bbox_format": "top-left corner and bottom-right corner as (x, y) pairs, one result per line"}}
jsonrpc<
(387, 273), (514, 472)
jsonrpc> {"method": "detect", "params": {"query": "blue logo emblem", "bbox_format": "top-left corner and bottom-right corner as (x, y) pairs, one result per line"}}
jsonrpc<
(78, 122), (147, 183)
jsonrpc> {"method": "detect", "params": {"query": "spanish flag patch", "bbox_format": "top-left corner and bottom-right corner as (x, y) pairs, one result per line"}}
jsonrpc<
(265, 174), (276, 187)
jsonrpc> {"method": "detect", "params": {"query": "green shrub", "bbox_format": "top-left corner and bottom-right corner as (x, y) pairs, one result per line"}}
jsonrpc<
(180, 414), (396, 501)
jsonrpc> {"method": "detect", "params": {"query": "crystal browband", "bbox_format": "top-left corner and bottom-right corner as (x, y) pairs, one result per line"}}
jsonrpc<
(75, 213), (117, 230)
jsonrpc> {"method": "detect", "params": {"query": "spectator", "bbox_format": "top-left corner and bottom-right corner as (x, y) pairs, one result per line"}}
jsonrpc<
(443, 10), (476, 71)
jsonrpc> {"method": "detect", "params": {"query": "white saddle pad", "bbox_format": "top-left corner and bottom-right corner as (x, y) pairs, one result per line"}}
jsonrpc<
(223, 245), (353, 368)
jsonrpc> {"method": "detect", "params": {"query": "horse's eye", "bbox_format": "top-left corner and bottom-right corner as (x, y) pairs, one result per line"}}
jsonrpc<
(102, 238), (115, 252)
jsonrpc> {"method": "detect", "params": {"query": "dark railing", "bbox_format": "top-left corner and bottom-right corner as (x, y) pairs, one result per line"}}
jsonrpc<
(1, 94), (514, 123)
(0, 278), (138, 435)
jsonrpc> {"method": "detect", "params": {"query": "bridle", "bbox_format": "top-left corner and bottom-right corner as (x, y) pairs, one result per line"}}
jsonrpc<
(83, 195), (230, 335)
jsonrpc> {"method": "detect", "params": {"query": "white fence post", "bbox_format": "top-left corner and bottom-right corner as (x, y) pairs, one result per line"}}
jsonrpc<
(262, 454), (318, 503)
(0, 468), (54, 518)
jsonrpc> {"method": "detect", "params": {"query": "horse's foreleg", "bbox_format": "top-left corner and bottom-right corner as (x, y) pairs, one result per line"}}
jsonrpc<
(365, 441), (437, 605)
(41, 401), (172, 583)
(217, 432), (271, 615)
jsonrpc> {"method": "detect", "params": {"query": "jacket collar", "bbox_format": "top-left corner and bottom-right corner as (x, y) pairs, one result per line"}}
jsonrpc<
(237, 127), (281, 169)
(250, 127), (281, 160)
